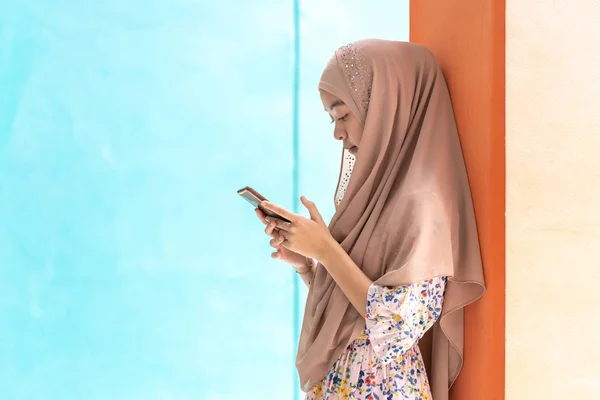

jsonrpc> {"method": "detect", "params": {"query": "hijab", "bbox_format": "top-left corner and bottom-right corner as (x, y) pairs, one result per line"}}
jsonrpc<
(296, 39), (486, 400)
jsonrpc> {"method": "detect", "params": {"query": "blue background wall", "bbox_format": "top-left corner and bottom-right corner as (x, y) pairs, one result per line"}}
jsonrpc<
(0, 1), (407, 398)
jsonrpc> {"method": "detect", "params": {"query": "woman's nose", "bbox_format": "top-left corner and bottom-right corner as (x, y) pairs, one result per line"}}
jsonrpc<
(333, 127), (346, 141)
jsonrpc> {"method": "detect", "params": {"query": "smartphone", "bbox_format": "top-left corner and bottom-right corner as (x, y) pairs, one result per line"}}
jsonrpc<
(237, 186), (291, 222)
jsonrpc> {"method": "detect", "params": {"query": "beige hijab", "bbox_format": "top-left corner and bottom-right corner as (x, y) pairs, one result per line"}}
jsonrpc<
(296, 40), (486, 400)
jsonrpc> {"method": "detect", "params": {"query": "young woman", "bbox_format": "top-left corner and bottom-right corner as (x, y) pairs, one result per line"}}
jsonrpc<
(256, 39), (485, 400)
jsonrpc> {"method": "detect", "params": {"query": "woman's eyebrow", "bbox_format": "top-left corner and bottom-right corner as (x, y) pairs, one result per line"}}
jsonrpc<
(324, 100), (345, 111)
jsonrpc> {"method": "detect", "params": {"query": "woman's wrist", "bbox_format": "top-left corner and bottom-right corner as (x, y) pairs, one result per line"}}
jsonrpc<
(315, 236), (343, 266)
(294, 256), (313, 274)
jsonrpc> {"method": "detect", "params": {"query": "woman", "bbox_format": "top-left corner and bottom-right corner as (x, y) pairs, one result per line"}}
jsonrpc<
(256, 40), (485, 400)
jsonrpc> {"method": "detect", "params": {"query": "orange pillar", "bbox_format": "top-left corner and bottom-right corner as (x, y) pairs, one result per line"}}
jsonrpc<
(410, 1), (506, 400)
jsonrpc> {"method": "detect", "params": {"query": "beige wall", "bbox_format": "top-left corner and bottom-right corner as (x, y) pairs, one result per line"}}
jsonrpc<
(506, 1), (600, 398)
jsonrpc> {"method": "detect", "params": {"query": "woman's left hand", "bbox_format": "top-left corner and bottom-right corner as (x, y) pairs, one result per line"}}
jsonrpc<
(261, 196), (337, 261)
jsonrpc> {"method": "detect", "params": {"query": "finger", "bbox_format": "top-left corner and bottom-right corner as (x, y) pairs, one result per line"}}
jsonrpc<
(269, 235), (285, 248)
(264, 221), (279, 238)
(301, 196), (326, 225)
(269, 232), (284, 247)
(265, 217), (292, 232)
(279, 232), (292, 249)
(261, 201), (295, 221)
(255, 208), (268, 225)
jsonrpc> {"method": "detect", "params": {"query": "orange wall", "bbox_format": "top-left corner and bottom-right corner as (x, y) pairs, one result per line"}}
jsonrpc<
(410, 1), (506, 400)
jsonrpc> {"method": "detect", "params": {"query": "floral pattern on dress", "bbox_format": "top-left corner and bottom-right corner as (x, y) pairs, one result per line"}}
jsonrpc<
(305, 276), (447, 400)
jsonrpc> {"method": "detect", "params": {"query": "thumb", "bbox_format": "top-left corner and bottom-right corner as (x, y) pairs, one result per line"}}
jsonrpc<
(301, 196), (325, 225)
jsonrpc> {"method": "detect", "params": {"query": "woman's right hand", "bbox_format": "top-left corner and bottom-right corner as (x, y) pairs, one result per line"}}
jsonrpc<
(255, 208), (309, 270)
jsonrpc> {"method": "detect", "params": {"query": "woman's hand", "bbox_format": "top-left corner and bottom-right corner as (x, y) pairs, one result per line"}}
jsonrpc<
(261, 196), (337, 261)
(255, 208), (309, 270)
(263, 197), (373, 316)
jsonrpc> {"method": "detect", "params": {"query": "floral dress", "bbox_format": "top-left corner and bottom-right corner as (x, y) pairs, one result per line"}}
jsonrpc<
(305, 277), (447, 400)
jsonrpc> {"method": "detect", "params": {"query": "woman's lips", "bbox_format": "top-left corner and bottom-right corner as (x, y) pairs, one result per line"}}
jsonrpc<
(348, 146), (358, 155)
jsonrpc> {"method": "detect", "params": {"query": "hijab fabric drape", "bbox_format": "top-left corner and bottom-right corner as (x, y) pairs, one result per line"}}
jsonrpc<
(296, 40), (486, 400)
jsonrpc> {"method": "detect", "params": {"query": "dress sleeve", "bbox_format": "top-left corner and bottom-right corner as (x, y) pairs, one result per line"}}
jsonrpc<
(365, 276), (447, 364)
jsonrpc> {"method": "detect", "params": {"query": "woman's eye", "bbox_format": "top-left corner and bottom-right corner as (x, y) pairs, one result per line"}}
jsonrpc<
(330, 114), (349, 124)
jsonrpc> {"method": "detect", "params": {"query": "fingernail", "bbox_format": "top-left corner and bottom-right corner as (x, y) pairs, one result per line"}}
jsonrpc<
(265, 217), (271, 222)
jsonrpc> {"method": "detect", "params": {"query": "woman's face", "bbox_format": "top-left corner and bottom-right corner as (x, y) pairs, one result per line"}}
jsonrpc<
(320, 90), (363, 155)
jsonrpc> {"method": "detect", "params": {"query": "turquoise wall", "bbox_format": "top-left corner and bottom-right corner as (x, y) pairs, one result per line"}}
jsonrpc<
(0, 1), (407, 398)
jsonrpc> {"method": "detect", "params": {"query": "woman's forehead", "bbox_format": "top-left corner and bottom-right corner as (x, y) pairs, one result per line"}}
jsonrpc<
(320, 90), (344, 109)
